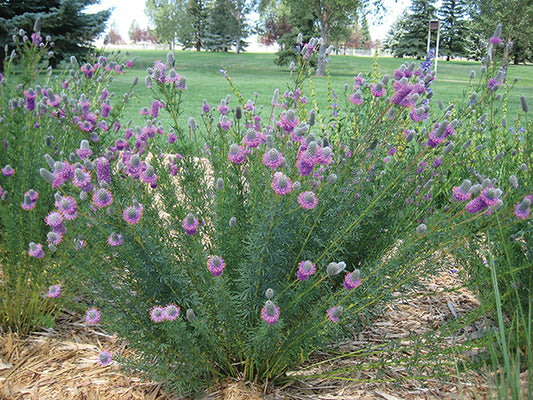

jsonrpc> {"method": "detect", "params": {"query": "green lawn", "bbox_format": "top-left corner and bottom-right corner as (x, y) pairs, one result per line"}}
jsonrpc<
(108, 49), (533, 132)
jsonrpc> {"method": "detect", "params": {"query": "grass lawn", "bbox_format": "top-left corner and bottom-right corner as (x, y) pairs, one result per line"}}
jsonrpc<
(107, 49), (533, 133)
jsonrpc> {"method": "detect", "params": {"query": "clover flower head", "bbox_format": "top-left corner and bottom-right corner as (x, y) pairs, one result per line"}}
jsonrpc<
(92, 188), (113, 208)
(28, 242), (45, 259)
(271, 172), (292, 195)
(297, 260), (316, 281)
(149, 306), (165, 323)
(163, 304), (180, 321)
(207, 255), (225, 277)
(452, 179), (472, 202)
(182, 212), (199, 235)
(344, 269), (361, 290)
(47, 284), (61, 298)
(263, 148), (285, 168)
(85, 308), (101, 324)
(97, 350), (112, 366)
(327, 306), (344, 322)
(298, 191), (318, 210)
(261, 300), (280, 325)
(514, 198), (531, 219)
(107, 232), (123, 246)
(228, 143), (246, 164)
(123, 204), (143, 225)
(2, 165), (14, 177)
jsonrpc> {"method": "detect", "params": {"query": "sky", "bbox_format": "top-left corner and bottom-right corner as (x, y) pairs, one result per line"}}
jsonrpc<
(86, 0), (411, 45)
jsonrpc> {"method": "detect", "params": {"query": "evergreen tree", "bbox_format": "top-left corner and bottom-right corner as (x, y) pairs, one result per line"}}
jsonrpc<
(204, 0), (249, 52)
(0, 0), (111, 71)
(181, 0), (209, 51)
(359, 15), (372, 49)
(401, 0), (437, 58)
(438, 0), (468, 60)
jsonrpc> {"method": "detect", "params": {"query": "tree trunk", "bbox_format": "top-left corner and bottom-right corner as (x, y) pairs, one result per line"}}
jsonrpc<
(316, 21), (329, 77)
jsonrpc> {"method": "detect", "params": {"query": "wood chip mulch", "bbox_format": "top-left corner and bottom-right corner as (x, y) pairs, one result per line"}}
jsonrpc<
(0, 263), (513, 399)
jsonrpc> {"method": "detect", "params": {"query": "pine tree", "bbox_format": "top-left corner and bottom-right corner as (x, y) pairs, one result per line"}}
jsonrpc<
(359, 15), (372, 49)
(438, 0), (468, 60)
(181, 0), (209, 51)
(383, 11), (410, 57)
(401, 0), (437, 59)
(146, 0), (188, 50)
(0, 0), (111, 71)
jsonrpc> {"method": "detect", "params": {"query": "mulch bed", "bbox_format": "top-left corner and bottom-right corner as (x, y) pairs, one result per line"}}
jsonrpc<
(0, 262), (499, 400)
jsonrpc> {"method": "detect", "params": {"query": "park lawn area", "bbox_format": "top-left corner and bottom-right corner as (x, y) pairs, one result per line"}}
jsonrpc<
(107, 49), (533, 134)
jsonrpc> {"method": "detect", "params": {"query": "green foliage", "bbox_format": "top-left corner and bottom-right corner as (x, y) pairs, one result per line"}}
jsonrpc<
(0, 27), (135, 334)
(438, 0), (469, 60)
(145, 0), (188, 49)
(0, 0), (111, 70)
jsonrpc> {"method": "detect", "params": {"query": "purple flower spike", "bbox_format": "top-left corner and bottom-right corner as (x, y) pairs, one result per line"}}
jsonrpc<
(92, 188), (113, 208)
(298, 191), (318, 210)
(47, 284), (61, 298)
(85, 308), (101, 324)
(297, 260), (316, 281)
(514, 198), (531, 219)
(163, 304), (180, 321)
(452, 179), (472, 202)
(182, 212), (199, 235)
(123, 205), (143, 225)
(263, 148), (285, 168)
(327, 306), (344, 322)
(344, 270), (361, 290)
(97, 350), (112, 366)
(149, 306), (165, 323)
(271, 172), (292, 195)
(57, 196), (78, 220)
(2, 165), (14, 177)
(465, 196), (488, 214)
(28, 242), (45, 259)
(228, 144), (246, 164)
(107, 232), (123, 246)
(207, 255), (225, 277)
(261, 300), (280, 325)
(96, 157), (111, 185)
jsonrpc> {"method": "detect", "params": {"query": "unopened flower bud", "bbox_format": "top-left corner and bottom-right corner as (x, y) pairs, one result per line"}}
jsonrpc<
(229, 216), (236, 227)
(520, 95), (529, 113)
(216, 177), (223, 190)
(416, 223), (427, 234)
(265, 288), (274, 299)
(186, 309), (195, 321)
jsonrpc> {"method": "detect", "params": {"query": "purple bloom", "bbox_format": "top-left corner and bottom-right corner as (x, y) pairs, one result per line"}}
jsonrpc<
(85, 308), (101, 324)
(73, 168), (93, 192)
(243, 129), (263, 148)
(47, 284), (61, 298)
(344, 270), (361, 290)
(228, 144), (246, 164)
(45, 211), (64, 227)
(489, 36), (502, 45)
(24, 89), (38, 111)
(297, 260), (316, 281)
(514, 198), (531, 219)
(92, 188), (113, 208)
(96, 157), (111, 185)
(271, 172), (293, 195)
(163, 304), (180, 321)
(123, 204), (143, 225)
(263, 148), (285, 168)
(182, 212), (199, 235)
(452, 180), (472, 202)
(479, 187), (501, 207)
(76, 140), (93, 160)
(56, 196), (78, 220)
(279, 110), (299, 133)
(29, 242), (45, 259)
(465, 196), (488, 214)
(140, 165), (158, 187)
(487, 78), (501, 91)
(327, 306), (344, 322)
(298, 191), (318, 210)
(2, 165), (14, 177)
(202, 99), (210, 113)
(97, 350), (112, 366)
(371, 82), (386, 97)
(207, 255), (225, 277)
(261, 300), (280, 325)
(219, 115), (232, 131)
(81, 63), (94, 78)
(107, 232), (123, 246)
(150, 100), (164, 118)
(149, 306), (165, 323)
(349, 91), (364, 105)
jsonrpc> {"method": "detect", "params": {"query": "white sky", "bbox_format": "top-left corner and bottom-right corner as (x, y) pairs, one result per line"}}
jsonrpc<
(85, 0), (411, 43)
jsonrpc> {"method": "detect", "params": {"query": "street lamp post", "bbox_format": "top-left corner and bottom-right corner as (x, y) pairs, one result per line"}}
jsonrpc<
(427, 20), (441, 74)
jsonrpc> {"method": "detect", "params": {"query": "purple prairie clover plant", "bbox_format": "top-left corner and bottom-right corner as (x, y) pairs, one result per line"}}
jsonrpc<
(261, 300), (280, 325)
(228, 144), (246, 164)
(263, 148), (285, 168)
(344, 269), (361, 290)
(271, 172), (293, 195)
(150, 306), (166, 323)
(183, 213), (200, 235)
(327, 306), (344, 323)
(298, 191), (318, 210)
(28, 242), (45, 259)
(123, 203), (143, 225)
(107, 232), (123, 246)
(85, 308), (101, 324)
(47, 284), (61, 298)
(92, 188), (113, 208)
(514, 197), (531, 219)
(297, 260), (316, 281)
(163, 304), (180, 321)
(207, 255), (225, 277)
(97, 350), (112, 366)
